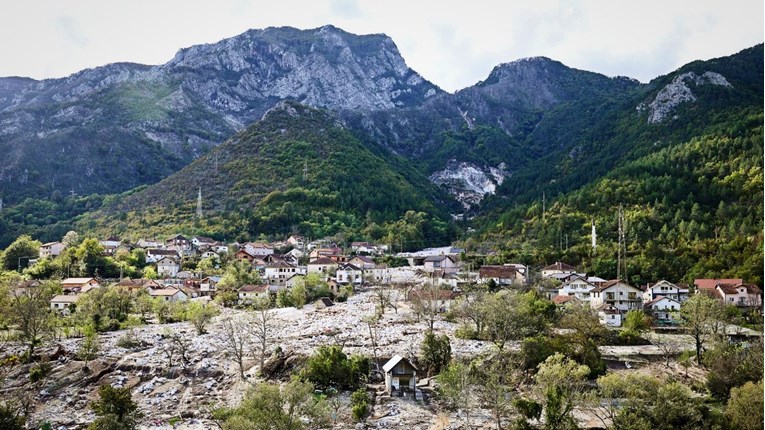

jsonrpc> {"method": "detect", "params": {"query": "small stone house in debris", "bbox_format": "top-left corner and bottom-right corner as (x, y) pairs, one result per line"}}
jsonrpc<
(382, 355), (417, 394)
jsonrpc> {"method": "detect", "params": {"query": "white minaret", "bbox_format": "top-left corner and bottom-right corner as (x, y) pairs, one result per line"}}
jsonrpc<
(591, 218), (597, 251)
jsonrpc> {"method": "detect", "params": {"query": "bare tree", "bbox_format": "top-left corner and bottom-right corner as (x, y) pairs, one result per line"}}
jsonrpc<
(650, 333), (682, 367)
(220, 316), (251, 379)
(250, 297), (275, 375)
(159, 331), (192, 369)
(680, 293), (726, 364)
(362, 313), (381, 371)
(410, 282), (450, 332)
(373, 285), (398, 315)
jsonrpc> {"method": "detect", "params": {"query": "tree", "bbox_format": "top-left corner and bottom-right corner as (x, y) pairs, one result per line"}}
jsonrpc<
(250, 297), (275, 374)
(142, 266), (158, 280)
(726, 380), (764, 430)
(475, 354), (521, 430)
(74, 238), (108, 277)
(621, 310), (651, 340)
(88, 385), (142, 430)
(410, 282), (449, 332)
(10, 281), (55, 360)
(534, 353), (590, 430)
(75, 287), (133, 332)
(558, 305), (608, 342)
(703, 339), (763, 399)
(187, 301), (219, 335)
(300, 345), (369, 390)
(649, 333), (682, 367)
(437, 361), (476, 428)
(350, 389), (370, 422)
(419, 331), (451, 377)
(680, 294), (726, 364)
(1, 235), (41, 271)
(220, 316), (251, 380)
(77, 325), (101, 364)
(61, 231), (80, 249)
(221, 378), (329, 430)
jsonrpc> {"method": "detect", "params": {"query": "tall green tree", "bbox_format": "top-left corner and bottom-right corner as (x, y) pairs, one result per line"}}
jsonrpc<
(1, 235), (41, 271)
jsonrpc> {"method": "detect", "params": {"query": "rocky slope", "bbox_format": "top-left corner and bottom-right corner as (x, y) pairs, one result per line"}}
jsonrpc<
(0, 25), (441, 203)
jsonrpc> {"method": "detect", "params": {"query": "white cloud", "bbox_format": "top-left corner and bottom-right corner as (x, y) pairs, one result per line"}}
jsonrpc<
(0, 0), (761, 91)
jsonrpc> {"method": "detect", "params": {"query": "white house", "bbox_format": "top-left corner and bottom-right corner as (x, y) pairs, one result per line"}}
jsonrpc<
(200, 276), (222, 296)
(642, 280), (689, 303)
(265, 261), (304, 287)
(307, 257), (337, 275)
(336, 263), (363, 285)
(156, 257), (181, 278)
(136, 238), (163, 249)
(597, 305), (623, 327)
(238, 284), (269, 304)
(366, 267), (390, 285)
(149, 288), (188, 302)
(716, 283), (763, 308)
(423, 255), (458, 273)
(100, 236), (121, 248)
(541, 262), (577, 278)
(61, 278), (100, 294)
(382, 355), (417, 394)
(212, 243), (229, 254)
(558, 276), (597, 302)
(50, 294), (79, 314)
(348, 255), (376, 270)
(590, 280), (643, 312)
(644, 296), (682, 323)
(478, 265), (526, 286)
(192, 236), (216, 248)
(243, 242), (274, 257)
(287, 235), (305, 249)
(39, 242), (66, 259)
(146, 248), (180, 264)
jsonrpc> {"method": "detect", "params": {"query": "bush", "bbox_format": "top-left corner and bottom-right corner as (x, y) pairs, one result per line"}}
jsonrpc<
(300, 345), (369, 390)
(419, 332), (452, 376)
(116, 330), (141, 349)
(350, 389), (370, 422)
(29, 361), (52, 383)
(276, 289), (295, 308)
(454, 324), (478, 340)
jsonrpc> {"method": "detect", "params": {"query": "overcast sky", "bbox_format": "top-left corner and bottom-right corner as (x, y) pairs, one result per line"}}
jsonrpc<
(1, 0), (762, 92)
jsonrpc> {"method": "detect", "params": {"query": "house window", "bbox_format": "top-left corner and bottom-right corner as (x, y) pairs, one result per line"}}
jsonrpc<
(628, 293), (637, 300)
(606, 292), (615, 300)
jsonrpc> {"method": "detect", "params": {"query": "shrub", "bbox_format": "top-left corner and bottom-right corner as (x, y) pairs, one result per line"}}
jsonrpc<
(454, 324), (478, 340)
(419, 332), (452, 376)
(116, 330), (141, 349)
(350, 389), (370, 422)
(300, 345), (369, 390)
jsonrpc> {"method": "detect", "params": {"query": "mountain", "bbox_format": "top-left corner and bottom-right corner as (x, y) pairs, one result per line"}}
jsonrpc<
(78, 101), (454, 247)
(470, 45), (764, 285)
(341, 57), (640, 208)
(0, 25), (441, 203)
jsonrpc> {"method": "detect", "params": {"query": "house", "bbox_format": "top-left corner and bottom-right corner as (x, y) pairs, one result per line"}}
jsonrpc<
(284, 274), (305, 289)
(541, 262), (577, 278)
(61, 278), (101, 294)
(115, 278), (161, 293)
(644, 296), (682, 324)
(285, 248), (304, 261)
(590, 280), (642, 312)
(238, 284), (270, 304)
(315, 297), (334, 309)
(642, 280), (689, 303)
(351, 242), (380, 255)
(191, 236), (216, 249)
(336, 263), (363, 285)
(715, 283), (762, 308)
(431, 270), (460, 289)
(694, 278), (743, 296)
(309, 247), (343, 261)
(265, 261), (304, 287)
(200, 276), (222, 296)
(398, 246), (463, 267)
(136, 238), (163, 249)
(587, 276), (608, 287)
(478, 265), (526, 286)
(39, 242), (66, 259)
(287, 235), (305, 249)
(366, 266), (390, 284)
(200, 250), (219, 260)
(156, 257), (181, 278)
(211, 242), (229, 254)
(50, 294), (79, 314)
(382, 355), (418, 394)
(348, 255), (376, 270)
(243, 242), (274, 257)
(548, 272), (586, 283)
(558, 276), (597, 302)
(100, 236), (122, 248)
(423, 255), (458, 273)
(146, 248), (180, 264)
(552, 295), (579, 307)
(179, 286), (201, 298)
(12, 280), (42, 297)
(235, 249), (257, 262)
(149, 288), (188, 302)
(597, 305), (623, 327)
(307, 257), (338, 275)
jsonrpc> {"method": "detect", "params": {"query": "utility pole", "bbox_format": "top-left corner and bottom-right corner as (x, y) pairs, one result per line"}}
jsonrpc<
(303, 161), (308, 181)
(196, 188), (203, 219)
(542, 191), (546, 222)
(617, 205), (627, 282)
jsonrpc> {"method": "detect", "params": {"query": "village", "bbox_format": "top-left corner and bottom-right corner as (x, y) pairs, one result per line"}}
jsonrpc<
(1, 232), (763, 429)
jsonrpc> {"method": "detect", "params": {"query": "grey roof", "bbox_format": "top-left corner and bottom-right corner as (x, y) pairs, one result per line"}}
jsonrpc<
(382, 354), (417, 373)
